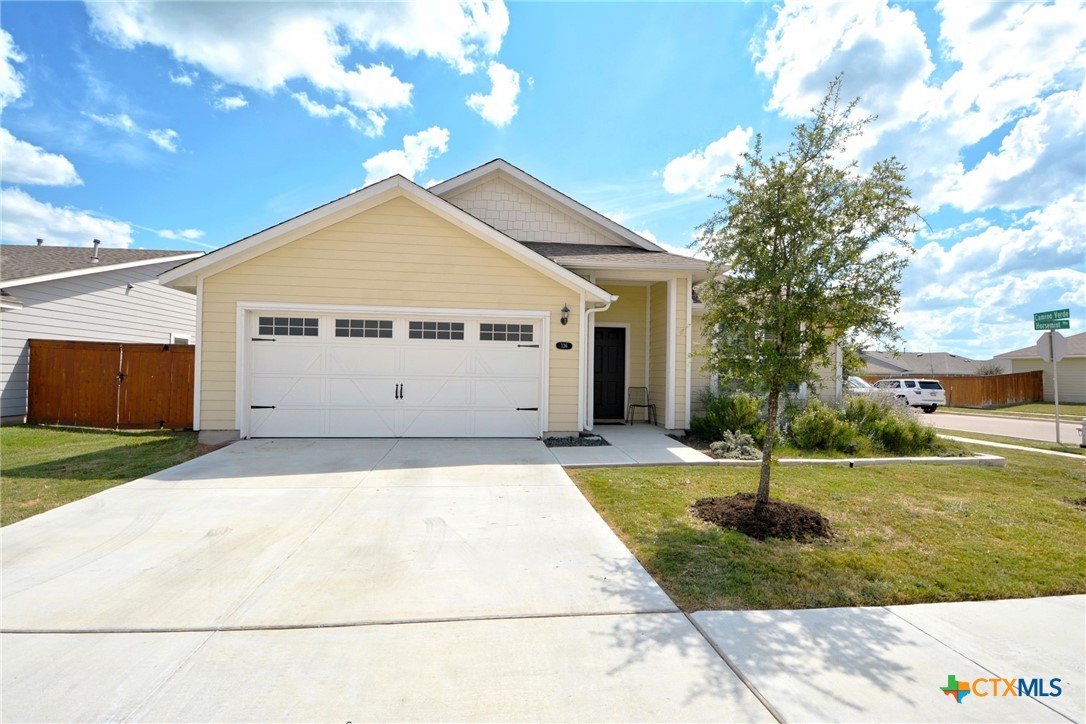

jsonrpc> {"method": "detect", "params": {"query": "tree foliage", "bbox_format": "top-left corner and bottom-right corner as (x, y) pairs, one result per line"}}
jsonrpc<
(699, 77), (919, 505)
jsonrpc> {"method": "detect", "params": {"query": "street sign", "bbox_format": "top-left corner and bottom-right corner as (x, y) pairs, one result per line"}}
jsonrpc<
(1035, 319), (1071, 330)
(1034, 309), (1070, 322)
(1037, 331), (1068, 363)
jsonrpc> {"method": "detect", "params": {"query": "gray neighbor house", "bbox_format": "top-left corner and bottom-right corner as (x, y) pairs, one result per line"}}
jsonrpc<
(0, 242), (201, 421)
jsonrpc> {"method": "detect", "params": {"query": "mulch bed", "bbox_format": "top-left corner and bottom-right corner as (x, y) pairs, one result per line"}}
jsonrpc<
(692, 493), (833, 541)
(544, 435), (610, 448)
(670, 434), (720, 457)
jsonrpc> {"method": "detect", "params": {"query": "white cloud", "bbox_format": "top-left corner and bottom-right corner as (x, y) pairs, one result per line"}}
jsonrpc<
(362, 126), (449, 186)
(87, 2), (511, 133)
(88, 112), (180, 153)
(292, 91), (388, 136)
(147, 128), (180, 152)
(214, 94), (248, 111)
(169, 70), (195, 86)
(752, 0), (1086, 214)
(0, 187), (134, 247)
(0, 28), (25, 110)
(895, 191), (1086, 358)
(157, 228), (204, 241)
(466, 61), (520, 127)
(661, 126), (753, 195)
(0, 128), (82, 187)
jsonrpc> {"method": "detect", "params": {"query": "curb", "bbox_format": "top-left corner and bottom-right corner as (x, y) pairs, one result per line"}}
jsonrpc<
(560, 453), (1005, 470)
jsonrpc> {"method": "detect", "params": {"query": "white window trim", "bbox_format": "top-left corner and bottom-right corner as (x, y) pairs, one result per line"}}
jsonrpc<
(234, 301), (550, 439)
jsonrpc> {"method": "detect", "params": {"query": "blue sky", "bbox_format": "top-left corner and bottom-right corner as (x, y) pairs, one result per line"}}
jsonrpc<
(1, 1), (1083, 360)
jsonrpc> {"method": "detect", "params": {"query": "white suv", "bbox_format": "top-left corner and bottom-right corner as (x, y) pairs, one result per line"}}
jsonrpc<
(872, 378), (945, 413)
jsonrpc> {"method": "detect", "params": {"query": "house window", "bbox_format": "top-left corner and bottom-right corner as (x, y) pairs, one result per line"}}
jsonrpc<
(258, 316), (318, 336)
(480, 323), (533, 342)
(408, 320), (465, 340)
(335, 319), (393, 338)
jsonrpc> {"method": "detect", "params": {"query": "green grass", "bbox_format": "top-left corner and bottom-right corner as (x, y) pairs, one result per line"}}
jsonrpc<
(935, 430), (1086, 457)
(568, 447), (1086, 611)
(1, 425), (206, 526)
(943, 402), (1086, 418)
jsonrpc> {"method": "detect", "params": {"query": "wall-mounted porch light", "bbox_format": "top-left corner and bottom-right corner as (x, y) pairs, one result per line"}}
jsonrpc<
(561, 304), (570, 325)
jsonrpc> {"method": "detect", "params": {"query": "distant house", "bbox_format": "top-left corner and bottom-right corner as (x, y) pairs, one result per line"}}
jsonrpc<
(995, 332), (1085, 404)
(0, 242), (202, 421)
(861, 350), (992, 377)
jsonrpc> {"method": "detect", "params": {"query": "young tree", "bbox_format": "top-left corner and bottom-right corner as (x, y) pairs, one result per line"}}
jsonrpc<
(699, 77), (919, 507)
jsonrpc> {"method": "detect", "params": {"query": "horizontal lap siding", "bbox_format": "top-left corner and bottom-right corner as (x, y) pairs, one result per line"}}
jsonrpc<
(1010, 358), (1086, 403)
(1, 264), (196, 418)
(200, 196), (579, 432)
(690, 312), (713, 416)
(594, 285), (647, 393)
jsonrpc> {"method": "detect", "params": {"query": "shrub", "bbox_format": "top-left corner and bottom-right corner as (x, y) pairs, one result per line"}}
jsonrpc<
(709, 431), (761, 460)
(690, 391), (766, 444)
(789, 401), (860, 452)
(841, 394), (938, 455)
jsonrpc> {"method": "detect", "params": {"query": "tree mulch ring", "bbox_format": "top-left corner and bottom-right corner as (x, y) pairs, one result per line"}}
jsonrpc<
(692, 493), (833, 541)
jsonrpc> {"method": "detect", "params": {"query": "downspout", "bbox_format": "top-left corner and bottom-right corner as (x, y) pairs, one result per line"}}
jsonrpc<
(583, 295), (617, 432)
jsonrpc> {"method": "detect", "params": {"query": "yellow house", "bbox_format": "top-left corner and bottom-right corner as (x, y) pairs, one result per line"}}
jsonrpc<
(160, 160), (710, 442)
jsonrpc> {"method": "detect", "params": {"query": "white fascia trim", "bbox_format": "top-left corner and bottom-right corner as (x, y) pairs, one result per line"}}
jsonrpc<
(430, 160), (664, 252)
(666, 278), (676, 429)
(561, 259), (710, 274)
(233, 302), (553, 438)
(684, 276), (692, 430)
(3, 253), (202, 290)
(193, 276), (203, 431)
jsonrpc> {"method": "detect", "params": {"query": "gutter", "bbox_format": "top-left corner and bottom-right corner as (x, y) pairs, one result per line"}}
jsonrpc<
(582, 295), (617, 432)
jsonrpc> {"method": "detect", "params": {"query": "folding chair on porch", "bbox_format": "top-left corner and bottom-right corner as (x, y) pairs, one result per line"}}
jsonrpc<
(625, 387), (657, 425)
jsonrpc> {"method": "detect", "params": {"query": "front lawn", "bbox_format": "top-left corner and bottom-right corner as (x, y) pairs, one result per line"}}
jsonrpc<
(568, 447), (1086, 611)
(1, 425), (208, 526)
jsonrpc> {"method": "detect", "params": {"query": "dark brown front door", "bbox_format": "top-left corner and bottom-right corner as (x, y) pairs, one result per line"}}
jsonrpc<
(594, 327), (626, 419)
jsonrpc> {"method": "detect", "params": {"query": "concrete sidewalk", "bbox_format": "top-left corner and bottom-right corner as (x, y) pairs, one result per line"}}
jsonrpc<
(694, 595), (1085, 723)
(548, 424), (714, 466)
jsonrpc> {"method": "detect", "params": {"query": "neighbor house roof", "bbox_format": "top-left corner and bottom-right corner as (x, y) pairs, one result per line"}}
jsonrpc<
(862, 350), (992, 376)
(1, 244), (201, 289)
(430, 159), (665, 253)
(995, 332), (1086, 359)
(522, 242), (709, 277)
(159, 174), (616, 305)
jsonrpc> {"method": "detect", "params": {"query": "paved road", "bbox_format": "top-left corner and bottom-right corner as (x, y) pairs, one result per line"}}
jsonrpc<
(928, 411), (1083, 444)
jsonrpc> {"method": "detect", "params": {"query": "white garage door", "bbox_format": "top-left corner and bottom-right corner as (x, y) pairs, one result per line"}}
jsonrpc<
(246, 312), (543, 438)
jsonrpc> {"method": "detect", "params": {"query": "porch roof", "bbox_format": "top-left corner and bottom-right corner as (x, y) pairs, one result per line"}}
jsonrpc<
(521, 242), (709, 278)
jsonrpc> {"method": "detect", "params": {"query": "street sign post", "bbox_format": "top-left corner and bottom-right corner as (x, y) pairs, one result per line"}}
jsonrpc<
(1034, 309), (1070, 330)
(1035, 329), (1068, 444)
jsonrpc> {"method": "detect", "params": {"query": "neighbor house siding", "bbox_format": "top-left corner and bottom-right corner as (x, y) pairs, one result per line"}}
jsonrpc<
(442, 174), (627, 247)
(198, 195), (580, 433)
(594, 284), (648, 395)
(0, 264), (196, 418)
(1007, 358), (1086, 404)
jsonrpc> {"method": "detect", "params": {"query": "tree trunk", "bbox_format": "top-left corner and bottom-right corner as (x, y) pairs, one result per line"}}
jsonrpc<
(756, 389), (780, 509)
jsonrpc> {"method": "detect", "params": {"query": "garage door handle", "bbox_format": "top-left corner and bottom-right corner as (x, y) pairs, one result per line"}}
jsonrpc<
(395, 383), (402, 400)
(516, 407), (538, 411)
(251, 405), (276, 409)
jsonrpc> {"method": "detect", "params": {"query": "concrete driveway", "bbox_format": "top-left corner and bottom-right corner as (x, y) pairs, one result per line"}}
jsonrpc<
(1, 438), (770, 722)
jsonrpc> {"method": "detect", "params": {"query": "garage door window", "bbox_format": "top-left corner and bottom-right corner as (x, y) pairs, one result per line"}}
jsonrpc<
(335, 319), (393, 338)
(480, 323), (533, 342)
(258, 316), (318, 336)
(409, 321), (465, 340)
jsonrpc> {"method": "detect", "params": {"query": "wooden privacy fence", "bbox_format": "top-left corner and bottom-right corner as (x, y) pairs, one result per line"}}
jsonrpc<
(862, 371), (1043, 408)
(27, 339), (194, 429)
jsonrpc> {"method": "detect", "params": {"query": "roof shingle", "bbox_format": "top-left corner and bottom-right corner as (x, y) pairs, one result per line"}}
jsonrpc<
(521, 242), (707, 270)
(1, 244), (198, 283)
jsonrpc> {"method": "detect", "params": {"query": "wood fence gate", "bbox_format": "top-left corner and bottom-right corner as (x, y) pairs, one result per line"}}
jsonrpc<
(27, 339), (194, 429)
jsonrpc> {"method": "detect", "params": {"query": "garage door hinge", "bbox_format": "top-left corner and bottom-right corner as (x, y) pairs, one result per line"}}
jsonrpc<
(516, 407), (539, 411)
(250, 405), (276, 409)
(251, 337), (276, 342)
(517, 344), (540, 348)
